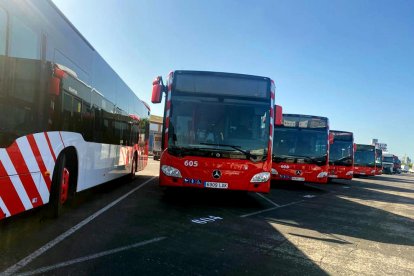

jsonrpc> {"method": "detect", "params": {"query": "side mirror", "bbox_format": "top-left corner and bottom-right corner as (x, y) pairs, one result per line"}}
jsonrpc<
(329, 133), (334, 144)
(275, 105), (283, 126)
(151, 76), (164, 104)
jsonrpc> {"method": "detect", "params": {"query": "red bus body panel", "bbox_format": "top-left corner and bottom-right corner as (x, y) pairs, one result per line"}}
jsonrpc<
(375, 166), (383, 175)
(328, 165), (353, 180)
(354, 166), (376, 176)
(160, 151), (271, 193)
(271, 163), (329, 184)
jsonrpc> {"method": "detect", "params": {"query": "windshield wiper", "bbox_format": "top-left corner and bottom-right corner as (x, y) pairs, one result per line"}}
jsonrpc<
(199, 142), (257, 159)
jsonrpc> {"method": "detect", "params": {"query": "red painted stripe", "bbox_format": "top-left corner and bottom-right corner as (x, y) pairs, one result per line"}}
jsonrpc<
(44, 132), (56, 161)
(0, 162), (26, 217)
(27, 135), (52, 191)
(6, 143), (44, 207)
(58, 131), (66, 147)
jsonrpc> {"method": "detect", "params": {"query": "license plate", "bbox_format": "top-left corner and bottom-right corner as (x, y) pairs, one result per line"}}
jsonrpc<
(291, 177), (305, 181)
(329, 175), (338, 178)
(359, 172), (366, 175)
(205, 182), (228, 189)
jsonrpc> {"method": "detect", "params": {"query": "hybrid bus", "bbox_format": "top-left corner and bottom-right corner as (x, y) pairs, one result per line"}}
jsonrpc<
(151, 70), (280, 193)
(272, 114), (330, 184)
(328, 130), (354, 180)
(354, 144), (376, 176)
(0, 0), (149, 220)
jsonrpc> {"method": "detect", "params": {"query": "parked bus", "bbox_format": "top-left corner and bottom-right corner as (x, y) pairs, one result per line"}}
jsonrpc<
(382, 153), (394, 174)
(272, 114), (330, 184)
(354, 144), (376, 176)
(151, 70), (280, 193)
(328, 130), (354, 180)
(375, 148), (383, 175)
(0, 0), (149, 220)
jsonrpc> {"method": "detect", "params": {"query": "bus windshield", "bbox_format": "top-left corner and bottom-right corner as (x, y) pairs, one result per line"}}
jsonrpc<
(355, 150), (375, 167)
(273, 128), (328, 165)
(383, 156), (394, 163)
(168, 95), (270, 160)
(329, 141), (353, 166)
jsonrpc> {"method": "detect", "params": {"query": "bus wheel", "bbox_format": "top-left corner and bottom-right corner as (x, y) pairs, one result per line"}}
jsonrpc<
(131, 153), (138, 180)
(49, 153), (70, 218)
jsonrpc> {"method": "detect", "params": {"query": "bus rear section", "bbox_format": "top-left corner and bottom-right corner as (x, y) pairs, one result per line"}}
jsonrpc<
(151, 70), (277, 193)
(375, 148), (383, 175)
(272, 114), (330, 184)
(354, 144), (376, 176)
(328, 130), (354, 180)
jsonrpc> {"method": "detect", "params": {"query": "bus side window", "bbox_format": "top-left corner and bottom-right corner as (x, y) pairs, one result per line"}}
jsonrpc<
(9, 16), (40, 60)
(62, 92), (72, 131)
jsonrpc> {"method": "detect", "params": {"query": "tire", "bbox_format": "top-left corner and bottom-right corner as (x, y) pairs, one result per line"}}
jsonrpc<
(49, 153), (70, 218)
(131, 153), (137, 180)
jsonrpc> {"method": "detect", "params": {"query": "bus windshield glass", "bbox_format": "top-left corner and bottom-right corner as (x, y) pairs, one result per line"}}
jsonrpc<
(273, 128), (328, 165)
(168, 95), (270, 160)
(174, 72), (269, 99)
(355, 150), (375, 167)
(329, 141), (353, 166)
(383, 156), (394, 163)
(375, 149), (382, 165)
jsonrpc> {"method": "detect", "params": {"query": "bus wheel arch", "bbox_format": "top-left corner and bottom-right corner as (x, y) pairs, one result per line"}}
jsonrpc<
(49, 146), (78, 217)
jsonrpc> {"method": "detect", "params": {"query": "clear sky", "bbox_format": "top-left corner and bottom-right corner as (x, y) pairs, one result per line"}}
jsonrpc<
(52, 0), (414, 158)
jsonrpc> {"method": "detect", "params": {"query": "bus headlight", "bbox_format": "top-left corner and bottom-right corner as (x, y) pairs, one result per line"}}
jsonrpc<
(346, 171), (353, 176)
(161, 165), (182, 178)
(271, 168), (278, 175)
(251, 172), (271, 183)
(317, 172), (328, 178)
(371, 170), (376, 174)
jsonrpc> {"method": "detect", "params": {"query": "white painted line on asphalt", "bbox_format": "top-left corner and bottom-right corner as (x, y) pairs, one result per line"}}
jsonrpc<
(16, 237), (166, 276)
(255, 193), (280, 207)
(240, 200), (305, 218)
(303, 195), (316, 198)
(2, 176), (157, 276)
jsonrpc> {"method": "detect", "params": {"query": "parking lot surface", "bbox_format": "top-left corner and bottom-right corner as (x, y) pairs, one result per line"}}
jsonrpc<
(1, 160), (413, 275)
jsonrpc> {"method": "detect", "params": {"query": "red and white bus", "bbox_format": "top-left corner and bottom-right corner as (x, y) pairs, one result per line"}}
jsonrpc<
(272, 114), (330, 184)
(151, 70), (280, 193)
(0, 1), (149, 220)
(328, 130), (354, 180)
(375, 148), (383, 175)
(354, 144), (376, 176)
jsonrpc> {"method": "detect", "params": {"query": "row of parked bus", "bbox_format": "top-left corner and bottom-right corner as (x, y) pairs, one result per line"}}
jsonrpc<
(151, 70), (388, 194)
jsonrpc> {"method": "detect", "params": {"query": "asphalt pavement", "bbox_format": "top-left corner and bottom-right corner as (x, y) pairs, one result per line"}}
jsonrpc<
(1, 160), (413, 275)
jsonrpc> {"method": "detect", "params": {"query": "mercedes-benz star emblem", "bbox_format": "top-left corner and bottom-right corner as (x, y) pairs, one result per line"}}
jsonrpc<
(212, 170), (221, 179)
(295, 170), (302, 176)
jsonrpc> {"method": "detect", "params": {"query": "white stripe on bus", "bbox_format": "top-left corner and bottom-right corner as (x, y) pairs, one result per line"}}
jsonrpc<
(16, 138), (50, 204)
(0, 196), (11, 217)
(0, 149), (33, 210)
(45, 132), (63, 158)
(33, 133), (55, 180)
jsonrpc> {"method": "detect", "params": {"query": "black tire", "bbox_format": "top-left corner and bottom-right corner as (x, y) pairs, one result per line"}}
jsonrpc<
(49, 153), (67, 218)
(131, 153), (138, 180)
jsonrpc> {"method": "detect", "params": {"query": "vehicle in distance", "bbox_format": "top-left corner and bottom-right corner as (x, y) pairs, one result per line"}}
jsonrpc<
(401, 164), (409, 173)
(382, 153), (394, 174)
(272, 114), (330, 184)
(328, 130), (354, 180)
(153, 133), (162, 160)
(151, 70), (279, 193)
(0, 0), (149, 221)
(354, 144), (376, 176)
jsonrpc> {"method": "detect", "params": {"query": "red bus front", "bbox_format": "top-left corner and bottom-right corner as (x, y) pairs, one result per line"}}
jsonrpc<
(354, 144), (376, 176)
(272, 114), (329, 184)
(328, 131), (354, 180)
(152, 71), (275, 193)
